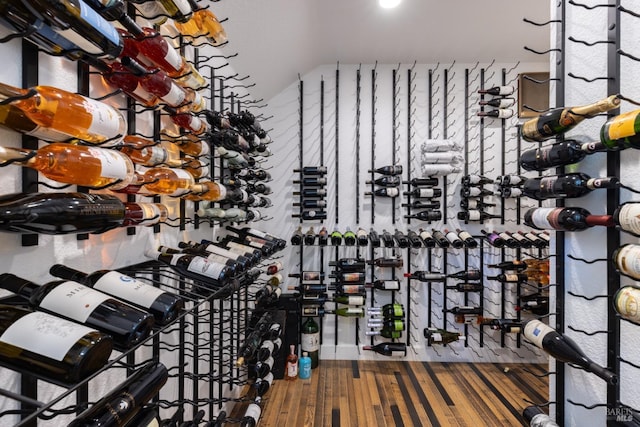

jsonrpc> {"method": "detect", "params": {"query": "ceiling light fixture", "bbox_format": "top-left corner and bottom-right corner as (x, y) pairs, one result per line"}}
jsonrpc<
(379, 0), (401, 9)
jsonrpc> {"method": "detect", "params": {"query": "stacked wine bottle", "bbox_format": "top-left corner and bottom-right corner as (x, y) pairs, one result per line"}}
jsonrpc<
(477, 85), (516, 119)
(365, 164), (403, 198)
(420, 141), (462, 177)
(292, 166), (328, 221)
(458, 174), (501, 222)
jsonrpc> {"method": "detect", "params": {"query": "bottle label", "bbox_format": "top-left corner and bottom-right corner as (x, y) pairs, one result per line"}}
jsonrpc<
(168, 168), (194, 196)
(93, 271), (164, 308)
(467, 210), (481, 221)
(25, 124), (74, 142)
(54, 26), (103, 56)
(380, 280), (400, 290)
(286, 361), (298, 378)
(141, 147), (168, 166)
(40, 281), (111, 323)
(430, 332), (443, 342)
(244, 403), (262, 422)
(187, 257), (224, 280)
(82, 98), (123, 145)
(615, 245), (640, 279)
(161, 45), (183, 73)
(530, 207), (558, 229)
(523, 320), (553, 349)
(301, 272), (321, 284)
(605, 110), (638, 140)
(504, 274), (519, 282)
(340, 285), (362, 294)
(539, 177), (558, 196)
(340, 273), (362, 282)
(616, 204), (640, 235)
(160, 83), (187, 107)
(614, 287), (640, 322)
(186, 115), (206, 132)
(172, 0), (193, 15)
(346, 296), (365, 305)
(417, 188), (435, 198)
(87, 147), (129, 179)
(0, 311), (97, 361)
(301, 331), (320, 352)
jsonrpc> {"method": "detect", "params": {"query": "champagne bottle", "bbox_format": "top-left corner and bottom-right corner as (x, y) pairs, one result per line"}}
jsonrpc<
(290, 226), (303, 245)
(22, 0), (124, 58)
(304, 227), (316, 245)
(405, 210), (442, 221)
(522, 406), (559, 427)
(343, 227), (357, 246)
(0, 304), (112, 384)
(599, 108), (640, 150)
(49, 265), (183, 326)
(68, 362), (168, 426)
(423, 327), (464, 345)
(522, 173), (619, 200)
(457, 210), (501, 221)
(478, 85), (515, 96)
(479, 98), (515, 108)
(369, 165), (403, 175)
(0, 143), (135, 189)
(362, 342), (407, 357)
(613, 286), (640, 323)
(0, 82), (126, 144)
(293, 166), (327, 175)
(284, 345), (298, 380)
(364, 187), (400, 197)
(520, 95), (620, 142)
(0, 273), (155, 350)
(523, 319), (617, 384)
(477, 109), (514, 119)
(0, 192), (124, 235)
(366, 175), (401, 187)
(403, 188), (442, 198)
(145, 249), (235, 288)
(524, 207), (614, 231)
(521, 139), (593, 172)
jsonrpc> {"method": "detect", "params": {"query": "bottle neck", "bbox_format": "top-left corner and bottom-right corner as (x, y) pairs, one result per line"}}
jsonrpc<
(49, 264), (88, 283)
(585, 215), (615, 227)
(0, 82), (26, 103)
(0, 146), (35, 165)
(572, 95), (620, 116)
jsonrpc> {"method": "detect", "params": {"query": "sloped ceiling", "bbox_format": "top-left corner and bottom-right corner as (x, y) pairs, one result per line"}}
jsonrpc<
(212, 0), (551, 103)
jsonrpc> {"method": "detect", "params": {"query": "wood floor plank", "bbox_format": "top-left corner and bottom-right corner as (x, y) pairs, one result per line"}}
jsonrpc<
(230, 360), (547, 426)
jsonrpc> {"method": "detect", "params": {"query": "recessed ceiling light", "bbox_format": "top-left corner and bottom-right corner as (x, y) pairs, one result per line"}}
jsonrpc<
(379, 0), (401, 9)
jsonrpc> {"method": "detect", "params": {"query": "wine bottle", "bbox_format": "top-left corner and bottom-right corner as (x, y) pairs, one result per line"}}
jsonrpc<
(446, 282), (483, 292)
(516, 293), (549, 315)
(505, 231), (533, 248)
(362, 342), (407, 357)
(518, 230), (548, 249)
(293, 176), (327, 187)
(459, 198), (496, 210)
(460, 187), (494, 198)
(431, 229), (450, 248)
(522, 406), (559, 427)
(524, 207), (614, 231)
(478, 85), (515, 96)
(403, 177), (439, 186)
(381, 229), (394, 247)
(519, 140), (591, 172)
(421, 152), (462, 164)
(444, 229), (464, 249)
(481, 318), (523, 333)
(498, 187), (523, 198)
(201, 239), (262, 265)
(406, 230), (424, 248)
(598, 108), (640, 150)
(480, 230), (506, 248)
(179, 241), (254, 269)
(158, 245), (240, 276)
(288, 284), (327, 294)
(328, 271), (365, 283)
(293, 188), (327, 198)
(520, 95), (620, 142)
(145, 249), (235, 288)
(403, 271), (446, 282)
(403, 188), (442, 198)
(0, 304), (112, 384)
(175, 2), (226, 45)
(477, 108), (514, 119)
(444, 306), (482, 316)
(368, 229), (381, 247)
(330, 229), (343, 245)
(290, 226), (303, 245)
(167, 109), (209, 135)
(418, 229), (437, 248)
(479, 98), (516, 108)
(456, 229), (478, 248)
(402, 199), (441, 210)
(294, 166), (327, 175)
(329, 258), (366, 272)
(291, 210), (327, 221)
(304, 227), (316, 245)
(497, 231), (520, 248)
(367, 257), (403, 268)
(487, 273), (528, 283)
(334, 295), (366, 306)
(495, 174), (527, 186)
(49, 265), (183, 326)
(368, 303), (404, 319)
(522, 173), (619, 200)
(0, 192), (126, 235)
(457, 210), (501, 221)
(293, 199), (327, 209)
(364, 187), (400, 197)
(405, 210), (442, 222)
(303, 307), (365, 318)
(328, 283), (367, 295)
(613, 286), (640, 323)
(68, 362), (168, 426)
(0, 81), (126, 144)
(0, 143), (135, 190)
(523, 319), (617, 384)
(368, 280), (401, 291)
(284, 345), (298, 380)
(0, 273), (155, 350)
(613, 244), (640, 280)
(87, 57), (159, 108)
(369, 165), (403, 175)
(366, 176), (401, 187)
(393, 229), (410, 248)
(365, 329), (402, 339)
(226, 226), (287, 251)
(356, 227), (369, 246)
(423, 327), (464, 345)
(420, 140), (461, 153)
(448, 269), (481, 281)
(255, 338), (281, 362)
(488, 260), (528, 271)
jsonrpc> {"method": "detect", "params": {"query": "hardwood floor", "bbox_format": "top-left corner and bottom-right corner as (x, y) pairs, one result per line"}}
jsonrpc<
(230, 360), (549, 426)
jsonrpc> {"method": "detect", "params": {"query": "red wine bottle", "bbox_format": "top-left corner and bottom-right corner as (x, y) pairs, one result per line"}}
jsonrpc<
(519, 140), (590, 172)
(524, 207), (614, 231)
(0, 273), (155, 350)
(522, 173), (619, 200)
(362, 342), (407, 357)
(49, 265), (184, 325)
